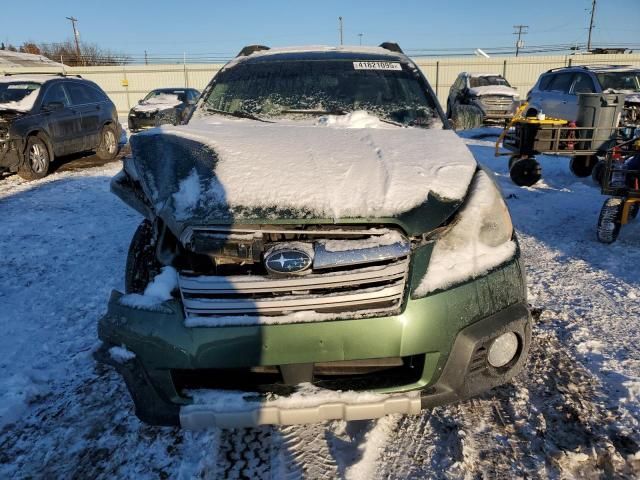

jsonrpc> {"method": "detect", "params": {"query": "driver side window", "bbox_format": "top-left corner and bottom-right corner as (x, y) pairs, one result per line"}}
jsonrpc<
(41, 83), (70, 108)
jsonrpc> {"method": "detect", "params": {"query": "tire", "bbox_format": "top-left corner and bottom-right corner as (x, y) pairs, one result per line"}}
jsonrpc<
(569, 155), (596, 177)
(451, 104), (483, 130)
(509, 157), (542, 187)
(125, 220), (160, 294)
(597, 197), (623, 244)
(18, 135), (51, 181)
(591, 159), (606, 186)
(509, 155), (521, 170)
(96, 124), (119, 161)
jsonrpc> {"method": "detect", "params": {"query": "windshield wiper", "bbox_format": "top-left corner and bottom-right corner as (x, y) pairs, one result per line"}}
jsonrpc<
(204, 107), (273, 123)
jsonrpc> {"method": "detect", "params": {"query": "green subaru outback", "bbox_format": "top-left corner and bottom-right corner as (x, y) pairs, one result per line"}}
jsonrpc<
(97, 43), (531, 428)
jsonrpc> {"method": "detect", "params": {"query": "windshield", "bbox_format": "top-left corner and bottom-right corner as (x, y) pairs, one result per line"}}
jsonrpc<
(596, 72), (640, 92)
(469, 76), (510, 88)
(199, 59), (441, 127)
(0, 82), (41, 111)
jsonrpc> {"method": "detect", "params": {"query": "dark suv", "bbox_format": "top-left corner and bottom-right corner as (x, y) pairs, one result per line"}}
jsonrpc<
(0, 74), (121, 180)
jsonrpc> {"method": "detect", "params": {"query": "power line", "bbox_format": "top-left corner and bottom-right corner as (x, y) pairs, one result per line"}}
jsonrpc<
(513, 25), (529, 57)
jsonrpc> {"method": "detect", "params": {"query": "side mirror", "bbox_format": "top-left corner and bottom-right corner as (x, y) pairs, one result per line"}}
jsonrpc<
(43, 101), (64, 112)
(138, 99), (144, 104)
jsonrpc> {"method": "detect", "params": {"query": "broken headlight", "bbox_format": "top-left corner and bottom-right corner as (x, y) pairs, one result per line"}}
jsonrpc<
(414, 169), (516, 297)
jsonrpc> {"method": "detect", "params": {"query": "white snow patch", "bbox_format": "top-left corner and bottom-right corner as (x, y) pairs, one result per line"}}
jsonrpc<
(319, 230), (405, 252)
(468, 85), (519, 98)
(119, 266), (178, 309)
(133, 93), (182, 113)
(317, 110), (389, 129)
(576, 340), (605, 355)
(151, 116), (477, 218)
(108, 345), (136, 364)
(187, 383), (418, 411)
(344, 415), (398, 480)
(416, 170), (516, 295)
(172, 168), (201, 218)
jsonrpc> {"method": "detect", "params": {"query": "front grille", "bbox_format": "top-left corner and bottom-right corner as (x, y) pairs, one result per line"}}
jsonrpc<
(480, 95), (515, 110)
(177, 228), (410, 320)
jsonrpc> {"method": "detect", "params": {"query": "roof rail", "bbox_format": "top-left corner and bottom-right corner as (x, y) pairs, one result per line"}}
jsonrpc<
(236, 45), (270, 57)
(3, 72), (82, 78)
(379, 42), (404, 54)
(545, 64), (634, 73)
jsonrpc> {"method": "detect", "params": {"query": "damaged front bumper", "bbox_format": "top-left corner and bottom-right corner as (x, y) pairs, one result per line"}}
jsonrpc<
(96, 257), (531, 427)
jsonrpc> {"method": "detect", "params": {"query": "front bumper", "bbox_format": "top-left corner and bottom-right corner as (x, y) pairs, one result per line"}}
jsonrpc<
(0, 139), (22, 171)
(97, 258), (530, 427)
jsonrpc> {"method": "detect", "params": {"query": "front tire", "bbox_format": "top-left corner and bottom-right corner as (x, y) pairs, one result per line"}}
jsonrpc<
(451, 104), (483, 130)
(125, 220), (160, 293)
(96, 124), (119, 161)
(569, 155), (596, 177)
(596, 197), (623, 244)
(18, 135), (51, 181)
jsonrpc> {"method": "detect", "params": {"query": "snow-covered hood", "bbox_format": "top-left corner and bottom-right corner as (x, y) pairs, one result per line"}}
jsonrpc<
(132, 94), (182, 114)
(128, 113), (477, 235)
(468, 85), (519, 98)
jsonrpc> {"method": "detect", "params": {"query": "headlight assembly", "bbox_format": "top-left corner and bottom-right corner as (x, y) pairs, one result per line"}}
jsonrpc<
(414, 169), (516, 297)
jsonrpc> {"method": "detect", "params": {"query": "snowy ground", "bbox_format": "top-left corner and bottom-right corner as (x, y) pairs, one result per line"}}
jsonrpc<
(1, 127), (639, 478)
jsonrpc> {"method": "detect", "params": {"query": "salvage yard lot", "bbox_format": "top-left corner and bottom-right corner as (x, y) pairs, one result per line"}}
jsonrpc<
(0, 128), (639, 478)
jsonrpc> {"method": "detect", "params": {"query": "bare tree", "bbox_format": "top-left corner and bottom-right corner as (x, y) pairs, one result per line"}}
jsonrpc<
(32, 39), (129, 66)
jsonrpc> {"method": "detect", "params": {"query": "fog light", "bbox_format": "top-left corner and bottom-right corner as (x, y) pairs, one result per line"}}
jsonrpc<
(487, 332), (519, 368)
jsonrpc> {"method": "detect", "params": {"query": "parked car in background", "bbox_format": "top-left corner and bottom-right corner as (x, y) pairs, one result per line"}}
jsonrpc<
(98, 43), (531, 428)
(128, 88), (200, 131)
(447, 72), (520, 127)
(525, 65), (640, 121)
(526, 65), (640, 177)
(0, 74), (121, 180)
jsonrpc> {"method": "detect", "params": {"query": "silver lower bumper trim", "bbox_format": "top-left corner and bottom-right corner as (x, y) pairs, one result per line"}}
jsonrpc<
(179, 394), (422, 429)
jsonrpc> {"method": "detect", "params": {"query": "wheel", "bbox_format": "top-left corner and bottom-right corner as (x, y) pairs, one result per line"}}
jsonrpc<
(509, 157), (542, 187)
(509, 156), (521, 169)
(125, 220), (160, 294)
(96, 124), (119, 161)
(569, 155), (596, 177)
(18, 135), (51, 180)
(591, 159), (606, 186)
(597, 197), (623, 244)
(451, 104), (483, 130)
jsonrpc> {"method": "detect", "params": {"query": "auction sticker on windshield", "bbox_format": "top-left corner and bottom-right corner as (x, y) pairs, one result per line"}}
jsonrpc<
(353, 61), (402, 71)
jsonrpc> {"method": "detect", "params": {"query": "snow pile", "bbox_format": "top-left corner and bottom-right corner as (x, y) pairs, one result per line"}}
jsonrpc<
(119, 266), (178, 309)
(317, 110), (389, 129)
(144, 116), (477, 219)
(319, 230), (405, 252)
(133, 93), (181, 113)
(416, 170), (516, 295)
(187, 383), (418, 410)
(172, 168), (202, 218)
(108, 345), (136, 364)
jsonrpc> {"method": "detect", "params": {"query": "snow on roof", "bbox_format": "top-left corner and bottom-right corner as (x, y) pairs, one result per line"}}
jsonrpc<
(0, 50), (64, 68)
(468, 72), (503, 77)
(0, 74), (59, 84)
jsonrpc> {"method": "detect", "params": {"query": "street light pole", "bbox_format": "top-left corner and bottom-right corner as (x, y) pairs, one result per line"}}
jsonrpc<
(358, 33), (363, 45)
(338, 17), (343, 45)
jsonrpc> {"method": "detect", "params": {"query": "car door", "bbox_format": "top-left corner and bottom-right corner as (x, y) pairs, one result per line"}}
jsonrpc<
(541, 72), (575, 119)
(39, 82), (82, 156)
(65, 81), (103, 152)
(567, 73), (596, 120)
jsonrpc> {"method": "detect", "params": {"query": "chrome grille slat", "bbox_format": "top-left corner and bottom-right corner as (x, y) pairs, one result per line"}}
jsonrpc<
(179, 262), (407, 294)
(178, 227), (410, 320)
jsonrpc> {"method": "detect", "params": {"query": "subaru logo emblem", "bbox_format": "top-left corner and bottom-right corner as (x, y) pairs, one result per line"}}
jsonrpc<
(264, 247), (312, 275)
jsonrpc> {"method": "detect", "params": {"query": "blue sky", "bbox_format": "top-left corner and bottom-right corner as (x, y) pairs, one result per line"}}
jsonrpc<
(2, 0), (639, 58)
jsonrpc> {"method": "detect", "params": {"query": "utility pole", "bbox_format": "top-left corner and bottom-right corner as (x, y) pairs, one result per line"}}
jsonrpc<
(338, 17), (343, 45)
(587, 0), (597, 51)
(513, 24), (528, 57)
(358, 33), (363, 45)
(65, 16), (81, 65)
